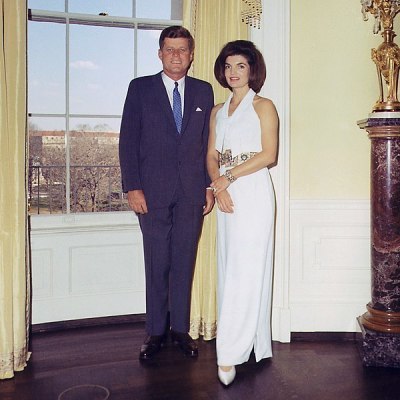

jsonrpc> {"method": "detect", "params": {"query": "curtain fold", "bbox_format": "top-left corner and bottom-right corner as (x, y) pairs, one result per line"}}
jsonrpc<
(184, 0), (248, 340)
(0, 0), (31, 380)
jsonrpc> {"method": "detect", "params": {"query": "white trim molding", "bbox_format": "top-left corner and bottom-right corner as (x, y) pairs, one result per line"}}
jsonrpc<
(251, 0), (291, 342)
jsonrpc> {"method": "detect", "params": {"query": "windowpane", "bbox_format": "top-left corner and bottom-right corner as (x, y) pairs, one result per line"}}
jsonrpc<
(28, 0), (65, 12)
(28, 21), (66, 114)
(28, 118), (67, 215)
(136, 0), (178, 20)
(69, 118), (128, 213)
(68, 0), (133, 17)
(70, 118), (121, 133)
(137, 29), (163, 77)
(69, 25), (134, 115)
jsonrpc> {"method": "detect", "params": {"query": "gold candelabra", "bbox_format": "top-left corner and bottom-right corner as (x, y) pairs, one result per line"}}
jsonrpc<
(362, 0), (400, 111)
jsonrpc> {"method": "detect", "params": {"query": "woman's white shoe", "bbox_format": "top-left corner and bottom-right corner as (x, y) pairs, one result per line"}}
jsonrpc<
(218, 366), (236, 386)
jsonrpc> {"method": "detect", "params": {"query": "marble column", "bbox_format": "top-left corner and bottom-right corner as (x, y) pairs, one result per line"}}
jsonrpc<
(358, 115), (400, 368)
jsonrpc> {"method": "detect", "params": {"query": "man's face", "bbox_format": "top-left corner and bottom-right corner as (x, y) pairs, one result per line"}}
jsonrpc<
(158, 37), (193, 80)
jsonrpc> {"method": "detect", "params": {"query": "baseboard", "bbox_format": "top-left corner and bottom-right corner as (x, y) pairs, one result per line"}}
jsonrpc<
(32, 317), (361, 343)
(31, 313), (146, 334)
(291, 332), (362, 342)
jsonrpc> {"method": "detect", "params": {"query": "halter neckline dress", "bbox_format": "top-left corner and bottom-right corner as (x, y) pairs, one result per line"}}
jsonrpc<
(215, 88), (275, 366)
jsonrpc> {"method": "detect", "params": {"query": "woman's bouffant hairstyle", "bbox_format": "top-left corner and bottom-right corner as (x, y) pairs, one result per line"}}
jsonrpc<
(159, 26), (195, 52)
(214, 40), (266, 93)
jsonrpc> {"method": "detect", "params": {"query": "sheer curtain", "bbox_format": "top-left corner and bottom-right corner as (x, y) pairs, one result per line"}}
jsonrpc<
(184, 0), (248, 340)
(0, 0), (31, 380)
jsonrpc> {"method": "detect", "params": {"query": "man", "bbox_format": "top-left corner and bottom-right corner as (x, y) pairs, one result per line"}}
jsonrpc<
(119, 26), (214, 360)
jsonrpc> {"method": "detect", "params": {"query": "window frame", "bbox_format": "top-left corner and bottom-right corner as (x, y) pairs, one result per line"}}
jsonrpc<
(28, 2), (182, 214)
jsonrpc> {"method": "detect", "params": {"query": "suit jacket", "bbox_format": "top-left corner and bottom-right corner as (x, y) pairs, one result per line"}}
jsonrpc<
(119, 72), (214, 209)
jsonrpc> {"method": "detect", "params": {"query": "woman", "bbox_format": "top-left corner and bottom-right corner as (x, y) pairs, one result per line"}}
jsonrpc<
(207, 40), (278, 386)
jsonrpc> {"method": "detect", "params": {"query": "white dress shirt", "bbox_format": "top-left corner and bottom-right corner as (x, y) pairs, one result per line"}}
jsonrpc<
(161, 72), (185, 115)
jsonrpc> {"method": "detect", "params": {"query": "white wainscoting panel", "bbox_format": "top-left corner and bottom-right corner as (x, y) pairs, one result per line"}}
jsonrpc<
(30, 200), (372, 334)
(30, 249), (53, 298)
(30, 212), (145, 324)
(290, 200), (372, 332)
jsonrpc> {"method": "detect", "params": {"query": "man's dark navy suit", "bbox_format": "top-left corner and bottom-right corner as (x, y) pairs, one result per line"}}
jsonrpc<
(119, 72), (214, 335)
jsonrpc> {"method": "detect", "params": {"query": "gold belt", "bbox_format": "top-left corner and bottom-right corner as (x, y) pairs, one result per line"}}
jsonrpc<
(219, 149), (258, 168)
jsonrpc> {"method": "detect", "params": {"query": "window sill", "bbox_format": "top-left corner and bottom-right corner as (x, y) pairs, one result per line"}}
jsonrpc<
(30, 211), (139, 234)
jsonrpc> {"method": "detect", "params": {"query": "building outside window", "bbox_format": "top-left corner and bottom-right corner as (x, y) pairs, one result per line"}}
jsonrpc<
(28, 0), (182, 214)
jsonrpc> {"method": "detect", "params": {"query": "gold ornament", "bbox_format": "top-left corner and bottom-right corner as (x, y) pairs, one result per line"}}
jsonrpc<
(362, 0), (400, 111)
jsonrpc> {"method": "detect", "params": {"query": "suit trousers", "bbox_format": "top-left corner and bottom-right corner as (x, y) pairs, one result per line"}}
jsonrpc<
(138, 181), (204, 335)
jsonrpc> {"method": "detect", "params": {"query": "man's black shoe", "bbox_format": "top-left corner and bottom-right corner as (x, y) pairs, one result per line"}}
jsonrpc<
(171, 331), (198, 357)
(139, 335), (165, 360)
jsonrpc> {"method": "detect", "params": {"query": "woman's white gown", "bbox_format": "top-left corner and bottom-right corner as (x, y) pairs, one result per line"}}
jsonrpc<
(215, 89), (275, 366)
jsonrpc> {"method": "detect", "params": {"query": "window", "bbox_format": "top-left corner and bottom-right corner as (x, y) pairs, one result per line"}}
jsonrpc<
(28, 0), (182, 214)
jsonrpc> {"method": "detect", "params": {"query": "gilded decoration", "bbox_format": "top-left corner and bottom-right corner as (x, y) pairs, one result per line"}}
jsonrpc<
(362, 0), (400, 111)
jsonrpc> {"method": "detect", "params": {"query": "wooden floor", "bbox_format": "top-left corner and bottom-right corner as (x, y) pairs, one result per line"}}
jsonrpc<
(1, 323), (400, 400)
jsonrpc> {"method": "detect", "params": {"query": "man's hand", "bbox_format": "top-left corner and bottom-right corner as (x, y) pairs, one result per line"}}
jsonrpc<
(127, 190), (148, 214)
(203, 188), (215, 215)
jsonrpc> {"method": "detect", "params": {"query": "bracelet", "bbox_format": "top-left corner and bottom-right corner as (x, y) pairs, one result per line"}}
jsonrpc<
(224, 170), (237, 184)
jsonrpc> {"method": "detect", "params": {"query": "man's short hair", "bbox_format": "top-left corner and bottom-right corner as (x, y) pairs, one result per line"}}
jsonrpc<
(159, 26), (195, 52)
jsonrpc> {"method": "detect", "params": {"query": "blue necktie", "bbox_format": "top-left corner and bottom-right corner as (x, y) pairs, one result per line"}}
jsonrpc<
(173, 81), (182, 134)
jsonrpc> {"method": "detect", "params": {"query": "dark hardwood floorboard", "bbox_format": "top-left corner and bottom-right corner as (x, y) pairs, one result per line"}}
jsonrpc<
(1, 323), (400, 400)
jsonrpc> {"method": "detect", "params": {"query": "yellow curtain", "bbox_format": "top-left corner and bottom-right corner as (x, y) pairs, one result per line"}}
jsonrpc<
(184, 0), (248, 340)
(0, 0), (31, 380)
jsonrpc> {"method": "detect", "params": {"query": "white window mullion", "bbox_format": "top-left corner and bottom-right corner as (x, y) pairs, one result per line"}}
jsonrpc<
(65, 11), (71, 213)
(133, 0), (137, 79)
(134, 23), (138, 78)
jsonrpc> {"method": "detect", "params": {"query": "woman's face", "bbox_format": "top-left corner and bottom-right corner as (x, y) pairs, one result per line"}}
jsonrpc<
(224, 54), (250, 89)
